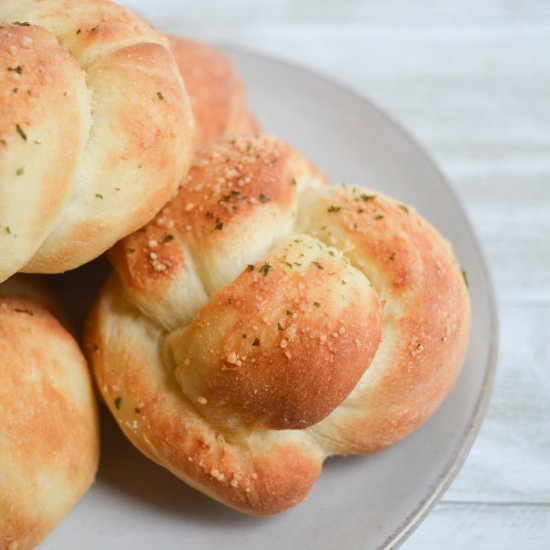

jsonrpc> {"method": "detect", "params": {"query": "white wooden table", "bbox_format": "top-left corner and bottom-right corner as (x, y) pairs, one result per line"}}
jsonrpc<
(120, 1), (550, 547)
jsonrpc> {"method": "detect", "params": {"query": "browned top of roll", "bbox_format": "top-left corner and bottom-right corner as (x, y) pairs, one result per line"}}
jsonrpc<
(0, 277), (99, 549)
(169, 36), (258, 146)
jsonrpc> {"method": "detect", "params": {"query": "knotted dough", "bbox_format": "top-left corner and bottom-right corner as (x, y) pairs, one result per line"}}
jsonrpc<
(87, 134), (470, 515)
(0, 0), (194, 281)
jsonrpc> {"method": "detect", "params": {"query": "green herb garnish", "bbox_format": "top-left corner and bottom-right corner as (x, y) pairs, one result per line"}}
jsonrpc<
(14, 308), (33, 315)
(15, 124), (26, 141)
(259, 262), (272, 276)
(361, 194), (376, 202)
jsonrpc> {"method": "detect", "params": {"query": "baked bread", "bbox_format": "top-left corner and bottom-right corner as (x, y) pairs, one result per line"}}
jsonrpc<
(86, 134), (470, 515)
(0, 276), (100, 549)
(169, 36), (258, 147)
(0, 0), (194, 282)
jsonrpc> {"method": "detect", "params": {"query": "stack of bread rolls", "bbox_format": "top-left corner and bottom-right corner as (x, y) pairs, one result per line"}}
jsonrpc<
(0, 0), (470, 545)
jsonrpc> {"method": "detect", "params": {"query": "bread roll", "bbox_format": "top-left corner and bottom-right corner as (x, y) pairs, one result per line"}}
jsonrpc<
(0, 0), (194, 282)
(86, 134), (470, 515)
(169, 36), (258, 147)
(0, 276), (100, 549)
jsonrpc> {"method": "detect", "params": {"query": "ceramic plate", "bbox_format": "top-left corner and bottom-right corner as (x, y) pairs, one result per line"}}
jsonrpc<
(42, 49), (497, 550)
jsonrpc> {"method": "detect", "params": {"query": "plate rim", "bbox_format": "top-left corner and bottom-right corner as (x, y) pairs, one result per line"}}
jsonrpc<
(223, 45), (500, 549)
(40, 44), (499, 550)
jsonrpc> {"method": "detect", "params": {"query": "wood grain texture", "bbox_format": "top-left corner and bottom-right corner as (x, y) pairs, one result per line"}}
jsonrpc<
(119, 0), (550, 547)
(408, 503), (550, 549)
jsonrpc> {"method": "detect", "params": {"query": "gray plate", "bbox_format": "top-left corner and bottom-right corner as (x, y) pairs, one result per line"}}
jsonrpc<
(42, 49), (498, 550)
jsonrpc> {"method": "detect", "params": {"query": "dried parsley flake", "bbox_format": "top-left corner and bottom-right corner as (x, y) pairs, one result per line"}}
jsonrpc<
(14, 307), (33, 315)
(259, 262), (272, 276)
(361, 194), (376, 202)
(15, 124), (26, 141)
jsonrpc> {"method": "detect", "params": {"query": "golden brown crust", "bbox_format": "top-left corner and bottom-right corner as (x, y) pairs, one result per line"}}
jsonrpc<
(88, 134), (470, 514)
(0, 274), (61, 315)
(168, 234), (382, 430)
(0, 23), (88, 282)
(169, 36), (258, 147)
(86, 275), (323, 516)
(0, 278), (100, 549)
(0, 0), (194, 281)
(109, 134), (328, 331)
(297, 186), (471, 453)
